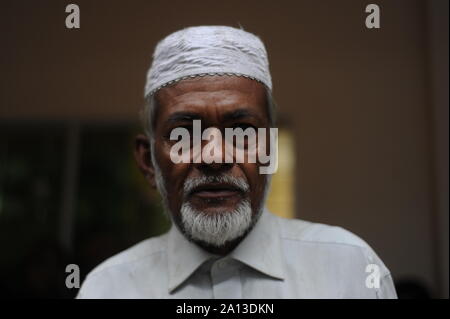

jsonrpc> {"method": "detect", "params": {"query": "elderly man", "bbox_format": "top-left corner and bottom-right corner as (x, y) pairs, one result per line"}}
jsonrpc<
(77, 26), (397, 299)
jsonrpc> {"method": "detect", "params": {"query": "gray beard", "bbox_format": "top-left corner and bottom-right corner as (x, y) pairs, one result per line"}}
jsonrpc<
(180, 198), (253, 247)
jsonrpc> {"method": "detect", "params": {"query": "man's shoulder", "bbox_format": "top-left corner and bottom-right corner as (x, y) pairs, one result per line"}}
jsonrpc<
(77, 232), (169, 298)
(273, 213), (371, 250)
(273, 213), (391, 272)
(87, 232), (168, 278)
(270, 213), (396, 298)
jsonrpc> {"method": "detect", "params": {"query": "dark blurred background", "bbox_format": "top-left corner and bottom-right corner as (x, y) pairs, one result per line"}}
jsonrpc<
(0, 0), (448, 298)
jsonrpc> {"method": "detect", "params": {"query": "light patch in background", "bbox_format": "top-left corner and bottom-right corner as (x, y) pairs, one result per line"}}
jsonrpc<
(266, 128), (295, 219)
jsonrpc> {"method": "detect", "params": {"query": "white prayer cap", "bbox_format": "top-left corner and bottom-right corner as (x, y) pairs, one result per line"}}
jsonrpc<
(144, 26), (272, 97)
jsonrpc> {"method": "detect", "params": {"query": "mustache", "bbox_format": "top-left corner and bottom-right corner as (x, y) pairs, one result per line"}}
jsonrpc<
(183, 174), (250, 199)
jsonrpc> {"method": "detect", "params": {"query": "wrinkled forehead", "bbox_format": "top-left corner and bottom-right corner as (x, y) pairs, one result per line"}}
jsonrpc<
(155, 76), (268, 111)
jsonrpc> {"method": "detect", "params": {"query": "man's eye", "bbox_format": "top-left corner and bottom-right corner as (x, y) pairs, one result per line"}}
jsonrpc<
(179, 125), (193, 132)
(165, 125), (193, 142)
(166, 125), (192, 135)
(232, 123), (256, 130)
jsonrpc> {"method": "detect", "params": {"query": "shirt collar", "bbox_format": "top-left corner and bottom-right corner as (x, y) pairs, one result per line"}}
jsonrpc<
(229, 207), (285, 281)
(167, 207), (285, 293)
(167, 223), (214, 293)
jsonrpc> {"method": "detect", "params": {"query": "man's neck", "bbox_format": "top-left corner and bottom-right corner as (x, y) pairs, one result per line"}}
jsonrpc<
(194, 236), (245, 256)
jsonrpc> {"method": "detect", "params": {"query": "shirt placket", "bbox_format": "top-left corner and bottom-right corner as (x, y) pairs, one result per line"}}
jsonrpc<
(210, 258), (242, 299)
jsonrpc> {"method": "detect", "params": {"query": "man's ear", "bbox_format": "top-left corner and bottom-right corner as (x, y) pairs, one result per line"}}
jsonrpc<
(134, 134), (156, 188)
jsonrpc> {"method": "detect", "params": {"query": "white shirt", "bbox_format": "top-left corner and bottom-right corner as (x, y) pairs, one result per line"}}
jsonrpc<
(77, 208), (397, 299)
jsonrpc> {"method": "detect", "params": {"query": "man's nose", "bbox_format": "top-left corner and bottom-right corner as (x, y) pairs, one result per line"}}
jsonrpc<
(193, 127), (233, 173)
(195, 160), (233, 173)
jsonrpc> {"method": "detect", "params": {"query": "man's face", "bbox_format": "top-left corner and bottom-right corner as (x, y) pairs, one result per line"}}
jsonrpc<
(139, 76), (271, 248)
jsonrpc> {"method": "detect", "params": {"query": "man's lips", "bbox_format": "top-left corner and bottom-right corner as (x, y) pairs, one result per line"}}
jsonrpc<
(189, 183), (244, 199)
(193, 189), (241, 199)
